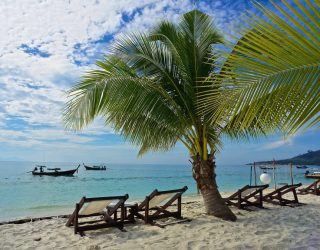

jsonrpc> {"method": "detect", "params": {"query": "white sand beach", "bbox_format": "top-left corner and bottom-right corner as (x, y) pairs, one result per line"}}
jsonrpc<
(1, 191), (320, 250)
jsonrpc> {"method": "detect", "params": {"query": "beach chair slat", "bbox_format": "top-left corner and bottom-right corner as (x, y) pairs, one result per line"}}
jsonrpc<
(299, 179), (320, 195)
(135, 186), (189, 226)
(263, 183), (303, 206)
(241, 187), (259, 198)
(149, 193), (173, 208)
(79, 200), (113, 215)
(225, 184), (268, 209)
(66, 194), (129, 235)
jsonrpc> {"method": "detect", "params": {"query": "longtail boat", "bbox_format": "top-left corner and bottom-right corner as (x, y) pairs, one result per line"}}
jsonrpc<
(259, 165), (274, 170)
(304, 170), (320, 179)
(296, 165), (308, 169)
(83, 163), (106, 171)
(32, 165), (80, 176)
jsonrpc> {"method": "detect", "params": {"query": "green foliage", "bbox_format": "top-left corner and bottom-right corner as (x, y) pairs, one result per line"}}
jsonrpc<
(64, 0), (319, 159)
(64, 10), (223, 157)
(201, 0), (320, 136)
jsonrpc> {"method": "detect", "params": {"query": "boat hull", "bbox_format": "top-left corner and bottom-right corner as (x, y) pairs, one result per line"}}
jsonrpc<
(32, 169), (77, 176)
(305, 174), (320, 179)
(84, 165), (106, 171)
(260, 167), (274, 170)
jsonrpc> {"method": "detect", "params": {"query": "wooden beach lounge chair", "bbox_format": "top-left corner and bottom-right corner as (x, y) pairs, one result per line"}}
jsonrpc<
(135, 186), (189, 227)
(224, 184), (269, 210)
(299, 179), (320, 195)
(262, 183), (302, 207)
(66, 194), (129, 235)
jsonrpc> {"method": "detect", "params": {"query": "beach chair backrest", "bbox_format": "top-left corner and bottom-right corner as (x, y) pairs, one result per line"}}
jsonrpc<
(79, 200), (113, 215)
(241, 187), (259, 198)
(307, 179), (320, 189)
(149, 193), (173, 208)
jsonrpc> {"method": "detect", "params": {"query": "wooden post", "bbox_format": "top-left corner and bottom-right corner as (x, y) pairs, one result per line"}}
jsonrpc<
(254, 162), (257, 186)
(250, 165), (252, 186)
(273, 159), (277, 190)
(290, 162), (293, 185)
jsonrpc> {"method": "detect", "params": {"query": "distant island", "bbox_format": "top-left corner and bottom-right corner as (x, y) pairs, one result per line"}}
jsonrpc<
(249, 149), (320, 165)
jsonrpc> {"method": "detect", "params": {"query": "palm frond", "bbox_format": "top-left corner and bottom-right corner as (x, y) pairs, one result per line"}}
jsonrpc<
(64, 57), (187, 154)
(202, 0), (320, 135)
(64, 10), (227, 157)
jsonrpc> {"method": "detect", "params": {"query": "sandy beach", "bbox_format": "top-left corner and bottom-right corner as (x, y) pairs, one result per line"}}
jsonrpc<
(0, 0), (318, 249)
(1, 190), (320, 250)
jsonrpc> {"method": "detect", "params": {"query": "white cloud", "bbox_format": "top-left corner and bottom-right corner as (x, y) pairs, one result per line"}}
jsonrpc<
(0, 0), (196, 126)
(262, 138), (294, 150)
(0, 0), (253, 162)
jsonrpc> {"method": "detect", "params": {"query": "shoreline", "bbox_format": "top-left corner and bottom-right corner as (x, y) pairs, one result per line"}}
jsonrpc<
(0, 194), (203, 225)
(1, 162), (317, 223)
(1, 192), (320, 249)
(0, 187), (306, 224)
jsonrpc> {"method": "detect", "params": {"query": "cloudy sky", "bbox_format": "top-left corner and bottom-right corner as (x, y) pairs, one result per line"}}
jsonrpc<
(0, 0), (318, 165)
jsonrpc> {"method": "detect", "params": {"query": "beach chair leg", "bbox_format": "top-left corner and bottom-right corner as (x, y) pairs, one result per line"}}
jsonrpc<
(127, 206), (137, 223)
(277, 192), (283, 206)
(117, 222), (126, 231)
(177, 196), (182, 218)
(293, 189), (298, 204)
(74, 203), (79, 235)
(121, 205), (125, 223)
(145, 204), (149, 224)
(66, 212), (74, 227)
(237, 192), (241, 209)
(114, 210), (118, 221)
(259, 190), (263, 208)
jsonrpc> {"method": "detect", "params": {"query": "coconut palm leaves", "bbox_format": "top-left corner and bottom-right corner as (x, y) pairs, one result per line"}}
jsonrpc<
(64, 10), (223, 157)
(202, 0), (320, 135)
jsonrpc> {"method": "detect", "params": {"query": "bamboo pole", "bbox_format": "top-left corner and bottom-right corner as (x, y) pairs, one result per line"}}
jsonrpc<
(290, 162), (293, 185)
(273, 159), (277, 190)
(250, 165), (252, 185)
(254, 162), (257, 185)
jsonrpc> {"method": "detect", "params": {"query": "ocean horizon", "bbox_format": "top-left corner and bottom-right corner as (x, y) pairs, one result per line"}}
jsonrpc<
(0, 161), (318, 221)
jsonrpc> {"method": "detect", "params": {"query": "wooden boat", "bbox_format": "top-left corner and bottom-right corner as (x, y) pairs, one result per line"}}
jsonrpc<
(259, 165), (274, 170)
(32, 165), (80, 176)
(304, 171), (320, 179)
(83, 164), (106, 171)
(296, 165), (308, 169)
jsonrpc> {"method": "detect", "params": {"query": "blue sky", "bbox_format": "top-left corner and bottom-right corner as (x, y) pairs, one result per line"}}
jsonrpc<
(0, 0), (318, 164)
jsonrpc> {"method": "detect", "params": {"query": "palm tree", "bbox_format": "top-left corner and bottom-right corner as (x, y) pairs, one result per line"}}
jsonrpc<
(64, 0), (319, 222)
(64, 10), (237, 221)
(201, 0), (319, 135)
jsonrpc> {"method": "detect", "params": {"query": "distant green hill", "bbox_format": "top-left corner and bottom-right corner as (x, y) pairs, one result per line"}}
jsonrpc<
(251, 150), (320, 165)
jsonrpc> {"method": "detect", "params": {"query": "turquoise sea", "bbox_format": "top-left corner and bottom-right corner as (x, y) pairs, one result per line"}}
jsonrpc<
(0, 161), (318, 221)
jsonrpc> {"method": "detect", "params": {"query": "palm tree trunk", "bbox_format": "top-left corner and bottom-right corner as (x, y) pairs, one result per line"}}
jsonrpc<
(191, 153), (237, 221)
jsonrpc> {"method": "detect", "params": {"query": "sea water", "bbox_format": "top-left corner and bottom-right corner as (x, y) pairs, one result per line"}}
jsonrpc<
(0, 161), (318, 221)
